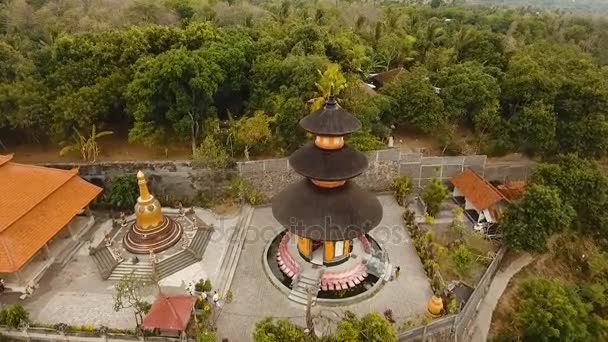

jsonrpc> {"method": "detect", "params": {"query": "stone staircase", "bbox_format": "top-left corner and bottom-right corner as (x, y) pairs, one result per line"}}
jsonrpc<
(108, 261), (153, 281)
(217, 205), (255, 296)
(90, 246), (119, 280)
(288, 272), (321, 306)
(105, 220), (215, 281)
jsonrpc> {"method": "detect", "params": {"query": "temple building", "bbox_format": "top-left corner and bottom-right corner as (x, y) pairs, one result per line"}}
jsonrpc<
(123, 171), (183, 254)
(273, 90), (382, 266)
(0, 154), (101, 294)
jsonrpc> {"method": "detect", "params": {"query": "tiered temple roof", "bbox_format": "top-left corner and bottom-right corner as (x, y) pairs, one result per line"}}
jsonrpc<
(272, 91), (382, 241)
(0, 154), (102, 272)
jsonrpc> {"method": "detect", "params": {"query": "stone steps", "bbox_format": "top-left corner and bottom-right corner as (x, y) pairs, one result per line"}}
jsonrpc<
(217, 205), (254, 296)
(90, 247), (119, 280)
(108, 262), (153, 281)
(288, 274), (320, 306)
(156, 250), (199, 279)
(189, 225), (214, 259)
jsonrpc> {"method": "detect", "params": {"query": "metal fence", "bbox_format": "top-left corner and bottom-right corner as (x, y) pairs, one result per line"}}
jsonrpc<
(397, 247), (507, 341)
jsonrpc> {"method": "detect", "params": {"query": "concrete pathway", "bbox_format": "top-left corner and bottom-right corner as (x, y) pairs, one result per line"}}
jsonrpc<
(469, 254), (534, 342)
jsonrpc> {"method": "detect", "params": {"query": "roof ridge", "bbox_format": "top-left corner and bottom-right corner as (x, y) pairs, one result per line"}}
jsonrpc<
(467, 168), (507, 201)
(0, 166), (79, 232)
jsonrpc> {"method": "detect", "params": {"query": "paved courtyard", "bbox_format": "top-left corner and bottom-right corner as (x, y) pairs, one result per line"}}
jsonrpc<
(2, 208), (239, 330)
(215, 195), (432, 341)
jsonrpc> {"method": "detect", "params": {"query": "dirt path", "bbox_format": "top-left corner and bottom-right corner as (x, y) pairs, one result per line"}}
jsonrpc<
(469, 253), (534, 342)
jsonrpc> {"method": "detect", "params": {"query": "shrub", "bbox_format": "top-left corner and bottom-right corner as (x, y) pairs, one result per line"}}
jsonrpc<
(421, 178), (449, 217)
(229, 177), (266, 205)
(195, 278), (212, 292)
(391, 176), (412, 206)
(347, 131), (385, 151)
(4, 305), (29, 328)
(0, 309), (7, 325)
(197, 331), (217, 342)
(193, 135), (231, 169)
(106, 174), (139, 209)
(451, 244), (474, 274)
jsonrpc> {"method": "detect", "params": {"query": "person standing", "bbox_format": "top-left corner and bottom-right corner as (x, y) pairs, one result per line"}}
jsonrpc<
(395, 266), (401, 279)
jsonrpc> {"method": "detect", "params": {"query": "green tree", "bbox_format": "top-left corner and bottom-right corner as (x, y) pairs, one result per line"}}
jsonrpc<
(516, 279), (602, 341)
(107, 174), (139, 209)
(435, 62), (500, 127)
(530, 155), (608, 237)
(233, 111), (273, 160)
(127, 47), (225, 154)
(253, 317), (310, 342)
(421, 178), (449, 217)
(193, 135), (231, 169)
(510, 100), (556, 155)
(113, 271), (152, 328)
(335, 311), (397, 342)
(382, 67), (445, 133)
(451, 244), (474, 274)
(502, 184), (574, 252)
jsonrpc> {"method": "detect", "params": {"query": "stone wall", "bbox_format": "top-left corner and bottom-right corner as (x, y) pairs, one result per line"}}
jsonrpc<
(43, 160), (238, 203)
(238, 149), (534, 196)
(42, 149), (534, 202)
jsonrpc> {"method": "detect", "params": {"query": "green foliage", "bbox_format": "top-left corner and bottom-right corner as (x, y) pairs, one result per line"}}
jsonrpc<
(230, 177), (266, 205)
(335, 311), (397, 342)
(502, 184), (575, 252)
(196, 331), (217, 342)
(195, 278), (212, 293)
(193, 135), (231, 169)
(107, 174), (139, 210)
(510, 101), (556, 155)
(382, 67), (445, 133)
(253, 317), (310, 342)
(421, 178), (449, 217)
(233, 111), (273, 159)
(0, 305), (29, 328)
(515, 279), (605, 341)
(59, 125), (113, 162)
(347, 131), (385, 152)
(391, 176), (412, 206)
(451, 244), (474, 274)
(530, 155), (608, 238)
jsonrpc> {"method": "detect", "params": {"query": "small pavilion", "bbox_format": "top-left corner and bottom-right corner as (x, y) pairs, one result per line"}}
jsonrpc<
(142, 293), (195, 340)
(451, 168), (509, 231)
(0, 154), (101, 293)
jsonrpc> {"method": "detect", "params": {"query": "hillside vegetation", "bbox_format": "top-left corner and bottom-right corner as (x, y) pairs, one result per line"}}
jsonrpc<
(1, 0), (607, 161)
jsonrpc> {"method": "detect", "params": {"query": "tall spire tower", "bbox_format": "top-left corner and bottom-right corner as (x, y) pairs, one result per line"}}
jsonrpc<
(272, 88), (382, 265)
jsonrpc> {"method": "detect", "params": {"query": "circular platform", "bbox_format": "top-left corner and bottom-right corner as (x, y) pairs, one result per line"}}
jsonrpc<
(123, 216), (183, 254)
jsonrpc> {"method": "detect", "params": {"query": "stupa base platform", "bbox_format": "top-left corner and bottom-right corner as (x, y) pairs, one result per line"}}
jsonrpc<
(123, 216), (183, 254)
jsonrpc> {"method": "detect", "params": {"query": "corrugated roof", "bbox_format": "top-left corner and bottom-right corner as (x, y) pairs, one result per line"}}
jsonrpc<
(142, 294), (195, 331)
(0, 155), (102, 272)
(451, 168), (506, 210)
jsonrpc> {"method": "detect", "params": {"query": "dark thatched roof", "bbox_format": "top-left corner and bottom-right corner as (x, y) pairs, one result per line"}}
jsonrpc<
(289, 143), (368, 181)
(272, 179), (382, 241)
(299, 95), (361, 136)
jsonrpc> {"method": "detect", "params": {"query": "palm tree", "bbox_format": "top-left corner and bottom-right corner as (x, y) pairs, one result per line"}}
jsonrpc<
(308, 64), (348, 111)
(59, 125), (113, 162)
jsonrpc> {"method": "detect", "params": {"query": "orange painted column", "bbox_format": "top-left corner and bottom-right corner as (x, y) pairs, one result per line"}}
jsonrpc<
(298, 237), (311, 257)
(343, 240), (350, 255)
(324, 241), (334, 262)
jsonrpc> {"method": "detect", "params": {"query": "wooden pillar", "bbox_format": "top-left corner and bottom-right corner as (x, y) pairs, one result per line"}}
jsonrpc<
(343, 240), (350, 255)
(298, 237), (311, 257)
(323, 241), (334, 262)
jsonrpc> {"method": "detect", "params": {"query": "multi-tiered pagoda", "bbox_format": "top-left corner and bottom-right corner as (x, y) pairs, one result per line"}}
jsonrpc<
(272, 90), (383, 267)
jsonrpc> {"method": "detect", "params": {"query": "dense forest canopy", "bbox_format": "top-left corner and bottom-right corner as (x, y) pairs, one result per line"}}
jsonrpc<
(471, 0), (608, 13)
(1, 0), (607, 160)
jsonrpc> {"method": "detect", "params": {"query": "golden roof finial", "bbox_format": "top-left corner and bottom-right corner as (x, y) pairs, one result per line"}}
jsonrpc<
(137, 170), (151, 201)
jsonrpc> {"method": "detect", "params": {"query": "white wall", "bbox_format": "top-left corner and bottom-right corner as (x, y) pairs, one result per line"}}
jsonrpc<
(453, 187), (463, 197)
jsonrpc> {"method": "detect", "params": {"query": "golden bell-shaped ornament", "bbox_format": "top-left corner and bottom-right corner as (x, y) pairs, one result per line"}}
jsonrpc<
(427, 295), (444, 316)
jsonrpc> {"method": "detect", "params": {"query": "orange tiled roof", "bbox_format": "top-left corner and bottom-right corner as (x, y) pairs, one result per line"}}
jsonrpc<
(451, 168), (507, 210)
(497, 181), (526, 201)
(143, 294), (195, 331)
(0, 155), (102, 272)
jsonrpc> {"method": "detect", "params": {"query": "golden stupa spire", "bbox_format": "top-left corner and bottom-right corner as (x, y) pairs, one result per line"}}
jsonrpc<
(134, 170), (163, 229)
(137, 170), (151, 200)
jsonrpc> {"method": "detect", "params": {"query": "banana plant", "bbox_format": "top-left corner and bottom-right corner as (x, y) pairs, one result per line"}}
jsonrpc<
(59, 125), (113, 162)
